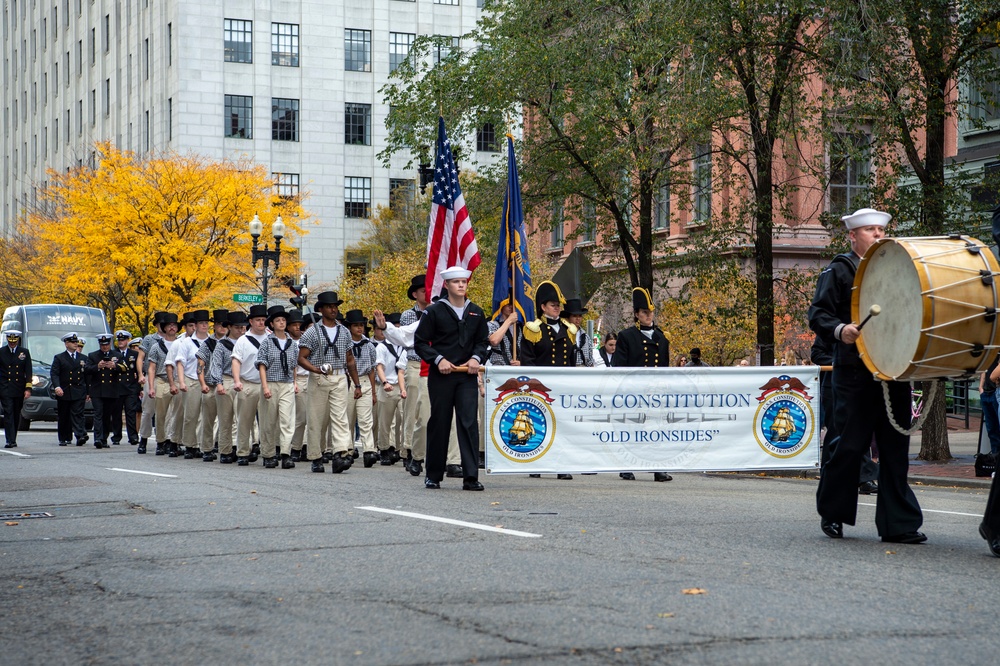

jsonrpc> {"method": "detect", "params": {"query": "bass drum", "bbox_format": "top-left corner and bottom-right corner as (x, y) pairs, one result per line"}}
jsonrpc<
(852, 235), (1000, 381)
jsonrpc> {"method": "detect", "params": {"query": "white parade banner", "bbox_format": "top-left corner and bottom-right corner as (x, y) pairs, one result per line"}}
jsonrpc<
(483, 366), (820, 474)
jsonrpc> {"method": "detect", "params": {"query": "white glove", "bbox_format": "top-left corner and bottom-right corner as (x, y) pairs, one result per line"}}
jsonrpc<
(319, 363), (332, 375)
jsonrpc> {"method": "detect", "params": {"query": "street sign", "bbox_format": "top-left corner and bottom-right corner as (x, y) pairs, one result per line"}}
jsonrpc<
(233, 293), (264, 304)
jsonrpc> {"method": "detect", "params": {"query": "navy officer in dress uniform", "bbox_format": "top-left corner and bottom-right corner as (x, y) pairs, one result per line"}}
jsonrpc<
(51, 332), (91, 446)
(614, 287), (672, 482)
(414, 265), (490, 490)
(87, 333), (122, 448)
(115, 331), (142, 446)
(0, 329), (32, 448)
(808, 207), (925, 545)
(519, 281), (577, 480)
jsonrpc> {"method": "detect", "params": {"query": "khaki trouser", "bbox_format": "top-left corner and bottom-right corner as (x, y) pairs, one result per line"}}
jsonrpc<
(261, 381), (295, 458)
(215, 376), (237, 455)
(139, 392), (155, 439)
(402, 361), (428, 460)
(346, 378), (376, 453)
(376, 382), (403, 452)
(235, 381), (263, 457)
(306, 371), (350, 461)
(166, 382), (182, 442)
(153, 377), (174, 444)
(200, 387), (218, 453)
(179, 379), (202, 448)
(291, 374), (308, 451)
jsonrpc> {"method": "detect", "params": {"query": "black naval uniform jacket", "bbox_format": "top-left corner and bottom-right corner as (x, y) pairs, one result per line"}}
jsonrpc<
(519, 318), (578, 367)
(50, 350), (91, 401)
(117, 348), (142, 398)
(807, 252), (864, 368)
(87, 348), (123, 399)
(613, 324), (670, 368)
(0, 344), (32, 397)
(414, 299), (490, 372)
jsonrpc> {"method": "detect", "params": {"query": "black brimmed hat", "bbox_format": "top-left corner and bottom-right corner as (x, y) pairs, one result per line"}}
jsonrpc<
(343, 309), (366, 325)
(160, 313), (180, 326)
(314, 291), (344, 307)
(265, 305), (288, 326)
(560, 298), (588, 318)
(287, 309), (304, 325)
(227, 311), (249, 327)
(247, 304), (268, 319)
(407, 274), (426, 300)
(212, 309), (230, 324)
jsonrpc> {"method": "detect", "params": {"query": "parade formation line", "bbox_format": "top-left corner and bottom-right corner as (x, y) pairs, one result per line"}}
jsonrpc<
(107, 468), (178, 478)
(356, 505), (543, 538)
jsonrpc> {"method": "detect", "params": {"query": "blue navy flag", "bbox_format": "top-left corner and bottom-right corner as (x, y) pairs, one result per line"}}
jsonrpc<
(492, 134), (534, 323)
(425, 117), (481, 300)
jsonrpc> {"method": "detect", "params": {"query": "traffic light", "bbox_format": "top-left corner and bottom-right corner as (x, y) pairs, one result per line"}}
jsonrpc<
(290, 283), (307, 308)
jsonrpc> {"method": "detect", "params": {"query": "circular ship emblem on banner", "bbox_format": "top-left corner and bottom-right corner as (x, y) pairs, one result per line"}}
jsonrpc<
(753, 375), (815, 458)
(491, 376), (557, 463)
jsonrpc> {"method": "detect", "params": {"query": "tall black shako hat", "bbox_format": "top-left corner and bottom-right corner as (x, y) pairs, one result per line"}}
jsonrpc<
(534, 280), (566, 315)
(632, 287), (655, 313)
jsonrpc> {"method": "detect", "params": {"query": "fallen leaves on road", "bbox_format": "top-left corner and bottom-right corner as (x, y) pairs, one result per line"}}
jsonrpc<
(682, 588), (707, 595)
(885, 550), (896, 555)
(4, 522), (18, 526)
(250, 490), (257, 494)
(490, 502), (500, 506)
(658, 612), (676, 618)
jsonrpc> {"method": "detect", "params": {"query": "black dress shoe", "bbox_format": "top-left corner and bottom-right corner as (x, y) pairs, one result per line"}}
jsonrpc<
(76, 440), (85, 447)
(202, 452), (218, 462)
(528, 474), (541, 478)
(859, 480), (878, 495)
(290, 449), (302, 462)
(237, 456), (249, 466)
(58, 441), (69, 446)
(363, 451), (378, 468)
(424, 478), (441, 489)
(352, 447), (360, 459)
(463, 480), (485, 491)
(653, 472), (672, 482)
(4, 442), (16, 448)
(78, 435), (89, 446)
(557, 474), (573, 480)
(281, 454), (295, 469)
(979, 523), (1000, 558)
(446, 464), (463, 478)
(219, 453), (236, 464)
(330, 451), (353, 473)
(311, 460), (325, 473)
(882, 531), (927, 544)
(620, 472), (636, 480)
(137, 443), (147, 454)
(821, 519), (843, 539)
(409, 459), (423, 477)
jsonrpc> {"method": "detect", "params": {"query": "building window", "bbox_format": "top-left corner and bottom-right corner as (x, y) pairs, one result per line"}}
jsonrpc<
(103, 78), (109, 116)
(89, 27), (95, 65)
(167, 97), (172, 141)
(390, 178), (416, 211)
(345, 29), (371, 72)
(968, 48), (1000, 126)
(433, 36), (460, 65)
(272, 98), (299, 141)
(103, 14), (109, 53)
(224, 19), (252, 63)
(345, 177), (372, 218)
(143, 38), (149, 79)
(389, 32), (415, 73)
(345, 103), (371, 146)
(224, 94), (252, 138)
(654, 182), (670, 229)
(273, 172), (300, 199)
(435, 0), (460, 4)
(828, 132), (870, 216)
(271, 23), (299, 67)
(693, 143), (712, 223)
(582, 200), (597, 242)
(550, 200), (564, 248)
(476, 123), (498, 152)
(167, 23), (172, 66)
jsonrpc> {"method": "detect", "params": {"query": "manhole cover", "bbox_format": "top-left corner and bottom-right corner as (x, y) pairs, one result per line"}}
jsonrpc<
(0, 512), (53, 520)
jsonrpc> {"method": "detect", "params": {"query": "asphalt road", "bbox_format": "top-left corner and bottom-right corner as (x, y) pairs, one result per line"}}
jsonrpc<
(1, 424), (996, 665)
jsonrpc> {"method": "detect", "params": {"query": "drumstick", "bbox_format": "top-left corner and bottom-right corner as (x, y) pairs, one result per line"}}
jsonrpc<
(856, 304), (882, 331)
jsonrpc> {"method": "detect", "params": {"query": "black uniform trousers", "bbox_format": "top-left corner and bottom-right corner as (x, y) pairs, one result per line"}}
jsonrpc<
(57, 397), (87, 443)
(425, 370), (480, 483)
(1, 395), (24, 444)
(820, 370), (877, 483)
(817, 364), (922, 537)
(117, 392), (140, 443)
(92, 396), (119, 444)
(983, 470), (1000, 533)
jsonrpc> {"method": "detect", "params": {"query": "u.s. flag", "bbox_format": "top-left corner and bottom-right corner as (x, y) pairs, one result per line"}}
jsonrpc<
(425, 116), (481, 299)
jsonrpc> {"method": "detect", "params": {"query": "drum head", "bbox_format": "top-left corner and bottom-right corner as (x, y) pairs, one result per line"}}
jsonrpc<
(854, 241), (923, 379)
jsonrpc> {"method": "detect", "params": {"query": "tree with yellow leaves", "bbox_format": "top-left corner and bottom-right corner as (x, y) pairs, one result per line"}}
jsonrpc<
(25, 143), (307, 333)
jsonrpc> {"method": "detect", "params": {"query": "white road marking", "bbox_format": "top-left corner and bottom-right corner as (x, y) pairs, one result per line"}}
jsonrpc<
(357, 505), (542, 538)
(0, 450), (31, 458)
(107, 468), (178, 478)
(859, 502), (981, 518)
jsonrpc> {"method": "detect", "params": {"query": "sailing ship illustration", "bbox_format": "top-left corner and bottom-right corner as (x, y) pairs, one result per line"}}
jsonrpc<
(769, 407), (796, 442)
(507, 409), (536, 446)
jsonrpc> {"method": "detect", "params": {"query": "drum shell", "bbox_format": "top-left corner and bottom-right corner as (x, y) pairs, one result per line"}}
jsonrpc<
(852, 236), (1000, 381)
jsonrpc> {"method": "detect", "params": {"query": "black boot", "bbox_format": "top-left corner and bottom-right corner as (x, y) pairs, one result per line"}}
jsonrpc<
(281, 454), (295, 469)
(290, 448), (302, 462)
(154, 441), (166, 455)
(408, 459), (423, 477)
(168, 442), (180, 457)
(363, 451), (378, 468)
(137, 441), (147, 454)
(249, 443), (260, 463)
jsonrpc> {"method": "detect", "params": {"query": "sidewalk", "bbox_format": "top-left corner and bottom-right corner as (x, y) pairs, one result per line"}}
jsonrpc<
(907, 415), (993, 489)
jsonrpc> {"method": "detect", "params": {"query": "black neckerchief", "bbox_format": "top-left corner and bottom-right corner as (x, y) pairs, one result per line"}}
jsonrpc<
(639, 324), (655, 331)
(318, 323), (340, 358)
(271, 336), (289, 375)
(545, 317), (560, 326)
(383, 340), (400, 361)
(351, 338), (370, 358)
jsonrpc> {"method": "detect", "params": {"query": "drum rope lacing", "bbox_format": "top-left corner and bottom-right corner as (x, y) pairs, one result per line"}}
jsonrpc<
(881, 379), (940, 436)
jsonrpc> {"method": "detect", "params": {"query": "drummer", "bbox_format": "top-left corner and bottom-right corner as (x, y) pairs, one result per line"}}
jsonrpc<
(808, 207), (926, 545)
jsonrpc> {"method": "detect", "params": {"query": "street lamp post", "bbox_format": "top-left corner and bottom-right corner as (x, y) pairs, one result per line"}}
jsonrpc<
(249, 214), (285, 306)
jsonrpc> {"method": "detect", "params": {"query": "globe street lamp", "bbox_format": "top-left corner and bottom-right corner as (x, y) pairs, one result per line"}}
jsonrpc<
(249, 214), (285, 306)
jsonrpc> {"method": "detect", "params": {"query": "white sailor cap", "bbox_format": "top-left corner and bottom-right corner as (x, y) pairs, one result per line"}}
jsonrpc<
(5, 329), (22, 338)
(440, 266), (472, 280)
(62, 332), (79, 343)
(841, 207), (891, 230)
